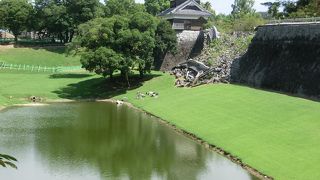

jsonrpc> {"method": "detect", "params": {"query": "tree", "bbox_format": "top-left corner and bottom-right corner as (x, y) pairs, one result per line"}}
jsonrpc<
(144, 0), (170, 15)
(0, 154), (17, 169)
(231, 0), (255, 16)
(153, 20), (177, 70)
(201, 1), (216, 15)
(65, 0), (104, 42)
(72, 9), (176, 86)
(285, 0), (320, 17)
(31, 0), (103, 43)
(0, 0), (33, 42)
(81, 47), (122, 79)
(261, 1), (282, 18)
(273, 0), (320, 17)
(104, 0), (143, 16)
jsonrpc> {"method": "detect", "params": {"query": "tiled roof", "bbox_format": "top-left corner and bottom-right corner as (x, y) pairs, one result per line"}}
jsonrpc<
(158, 0), (212, 17)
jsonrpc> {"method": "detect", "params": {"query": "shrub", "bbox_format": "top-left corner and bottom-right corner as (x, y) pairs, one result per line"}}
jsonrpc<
(233, 14), (265, 32)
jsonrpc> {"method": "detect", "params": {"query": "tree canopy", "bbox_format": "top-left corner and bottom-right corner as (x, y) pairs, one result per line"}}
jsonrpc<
(31, 0), (103, 43)
(262, 0), (320, 18)
(73, 10), (177, 86)
(0, 0), (33, 41)
(231, 0), (255, 16)
(144, 0), (170, 15)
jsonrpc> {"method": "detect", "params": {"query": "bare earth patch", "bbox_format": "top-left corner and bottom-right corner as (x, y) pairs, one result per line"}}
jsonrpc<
(0, 44), (14, 50)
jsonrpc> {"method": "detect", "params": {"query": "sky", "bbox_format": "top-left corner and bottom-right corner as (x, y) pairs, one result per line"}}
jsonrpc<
(135, 0), (275, 14)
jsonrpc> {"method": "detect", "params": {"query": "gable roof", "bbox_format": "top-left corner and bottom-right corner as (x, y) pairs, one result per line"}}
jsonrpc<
(158, 0), (212, 19)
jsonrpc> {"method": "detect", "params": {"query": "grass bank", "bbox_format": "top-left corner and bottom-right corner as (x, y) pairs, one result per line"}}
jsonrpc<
(114, 74), (320, 180)
(0, 47), (80, 66)
(2, 43), (320, 180)
(1, 70), (320, 179)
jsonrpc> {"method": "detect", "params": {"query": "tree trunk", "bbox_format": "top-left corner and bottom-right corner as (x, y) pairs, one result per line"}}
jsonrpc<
(14, 35), (18, 43)
(69, 30), (74, 42)
(64, 30), (69, 44)
(139, 70), (144, 79)
(125, 72), (130, 87)
(109, 72), (113, 81)
(59, 32), (63, 43)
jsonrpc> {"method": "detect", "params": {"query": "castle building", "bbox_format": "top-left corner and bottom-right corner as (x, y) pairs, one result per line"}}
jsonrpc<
(158, 0), (213, 31)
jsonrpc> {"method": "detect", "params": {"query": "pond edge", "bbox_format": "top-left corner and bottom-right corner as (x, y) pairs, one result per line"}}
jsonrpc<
(100, 99), (273, 180)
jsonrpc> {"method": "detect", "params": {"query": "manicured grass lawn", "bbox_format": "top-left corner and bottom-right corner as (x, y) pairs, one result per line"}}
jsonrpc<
(0, 71), (98, 106)
(115, 74), (320, 180)
(1, 69), (320, 180)
(0, 47), (80, 66)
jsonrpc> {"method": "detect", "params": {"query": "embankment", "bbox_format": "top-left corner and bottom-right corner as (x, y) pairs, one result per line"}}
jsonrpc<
(234, 23), (320, 97)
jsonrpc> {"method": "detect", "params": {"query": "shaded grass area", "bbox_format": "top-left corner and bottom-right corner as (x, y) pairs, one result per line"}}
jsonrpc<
(0, 71), (160, 106)
(1, 70), (320, 180)
(0, 47), (80, 66)
(0, 72), (95, 106)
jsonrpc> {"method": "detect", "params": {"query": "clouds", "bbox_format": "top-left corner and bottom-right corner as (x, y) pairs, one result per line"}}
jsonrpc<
(135, 0), (273, 14)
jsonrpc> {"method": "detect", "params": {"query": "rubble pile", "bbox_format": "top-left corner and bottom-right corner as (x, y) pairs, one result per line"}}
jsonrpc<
(171, 60), (229, 87)
(171, 32), (253, 87)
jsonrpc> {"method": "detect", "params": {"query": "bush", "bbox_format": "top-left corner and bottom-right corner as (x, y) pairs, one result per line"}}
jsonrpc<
(233, 14), (265, 32)
(208, 13), (265, 33)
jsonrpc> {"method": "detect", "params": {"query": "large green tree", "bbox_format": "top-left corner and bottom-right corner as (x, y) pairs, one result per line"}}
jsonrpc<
(34, 0), (71, 42)
(65, 0), (104, 41)
(74, 9), (177, 86)
(0, 0), (33, 42)
(144, 0), (170, 15)
(31, 0), (103, 43)
(75, 12), (157, 85)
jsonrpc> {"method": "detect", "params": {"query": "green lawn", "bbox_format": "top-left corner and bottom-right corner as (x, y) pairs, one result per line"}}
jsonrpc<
(115, 74), (320, 180)
(1, 69), (320, 179)
(0, 47), (80, 66)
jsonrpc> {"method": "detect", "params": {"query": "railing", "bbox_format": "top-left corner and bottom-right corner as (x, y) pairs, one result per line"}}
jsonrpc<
(172, 23), (185, 30)
(0, 38), (64, 46)
(0, 62), (82, 73)
(267, 17), (320, 24)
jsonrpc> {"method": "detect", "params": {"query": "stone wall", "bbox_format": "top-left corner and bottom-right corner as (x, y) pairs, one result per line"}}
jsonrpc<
(160, 31), (201, 71)
(234, 23), (320, 97)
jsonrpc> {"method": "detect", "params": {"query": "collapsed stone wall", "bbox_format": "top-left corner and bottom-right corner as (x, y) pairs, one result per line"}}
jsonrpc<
(160, 31), (201, 71)
(234, 23), (320, 97)
(159, 28), (219, 71)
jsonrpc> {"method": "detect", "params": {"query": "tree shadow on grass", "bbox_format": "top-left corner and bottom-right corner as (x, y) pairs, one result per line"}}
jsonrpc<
(52, 73), (161, 100)
(30, 46), (66, 54)
(50, 73), (93, 79)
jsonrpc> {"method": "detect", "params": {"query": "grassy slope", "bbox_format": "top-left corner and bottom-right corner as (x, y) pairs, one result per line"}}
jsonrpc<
(1, 72), (320, 179)
(0, 48), (80, 66)
(0, 71), (96, 106)
(114, 74), (320, 180)
(1, 48), (320, 179)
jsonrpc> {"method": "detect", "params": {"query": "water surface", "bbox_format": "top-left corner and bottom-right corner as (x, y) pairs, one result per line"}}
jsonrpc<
(0, 102), (257, 180)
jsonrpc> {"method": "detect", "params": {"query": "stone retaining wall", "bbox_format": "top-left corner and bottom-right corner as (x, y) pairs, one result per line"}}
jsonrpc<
(234, 23), (320, 97)
(160, 31), (201, 71)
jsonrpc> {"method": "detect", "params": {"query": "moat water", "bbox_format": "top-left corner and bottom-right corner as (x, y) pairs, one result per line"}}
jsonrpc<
(0, 102), (258, 180)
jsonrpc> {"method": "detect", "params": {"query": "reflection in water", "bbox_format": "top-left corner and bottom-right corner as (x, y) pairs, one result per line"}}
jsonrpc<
(0, 102), (257, 180)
